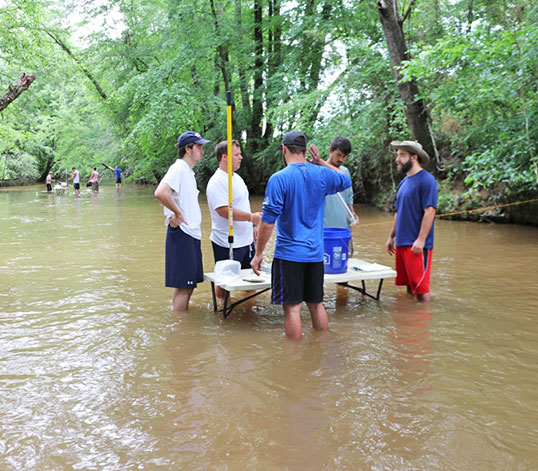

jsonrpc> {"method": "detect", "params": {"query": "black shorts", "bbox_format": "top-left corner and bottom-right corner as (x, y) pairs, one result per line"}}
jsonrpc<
(212, 241), (255, 269)
(46, 183), (52, 191)
(74, 183), (80, 190)
(271, 258), (324, 305)
(165, 226), (204, 289)
(116, 177), (122, 184)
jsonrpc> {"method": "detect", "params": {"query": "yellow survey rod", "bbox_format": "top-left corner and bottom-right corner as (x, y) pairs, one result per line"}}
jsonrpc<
(226, 91), (234, 260)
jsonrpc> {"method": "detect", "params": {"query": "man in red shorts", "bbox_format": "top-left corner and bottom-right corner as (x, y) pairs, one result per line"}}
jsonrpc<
(386, 141), (438, 302)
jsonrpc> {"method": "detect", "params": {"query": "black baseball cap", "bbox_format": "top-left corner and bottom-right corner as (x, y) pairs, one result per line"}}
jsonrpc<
(278, 130), (307, 150)
(176, 131), (210, 148)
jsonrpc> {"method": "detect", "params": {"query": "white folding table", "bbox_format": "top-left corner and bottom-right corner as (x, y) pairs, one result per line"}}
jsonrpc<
(204, 258), (397, 318)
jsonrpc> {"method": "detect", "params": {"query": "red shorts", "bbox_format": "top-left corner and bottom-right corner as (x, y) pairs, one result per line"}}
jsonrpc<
(394, 246), (432, 295)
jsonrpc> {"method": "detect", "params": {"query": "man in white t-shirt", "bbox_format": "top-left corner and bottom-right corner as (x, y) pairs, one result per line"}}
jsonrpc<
(154, 131), (210, 311)
(71, 167), (80, 196)
(206, 140), (262, 300)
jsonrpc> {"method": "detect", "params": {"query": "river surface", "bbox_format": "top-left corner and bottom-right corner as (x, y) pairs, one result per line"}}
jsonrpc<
(1, 184), (537, 470)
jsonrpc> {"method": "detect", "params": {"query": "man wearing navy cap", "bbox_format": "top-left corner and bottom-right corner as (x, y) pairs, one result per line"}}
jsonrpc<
(251, 131), (352, 339)
(155, 131), (210, 311)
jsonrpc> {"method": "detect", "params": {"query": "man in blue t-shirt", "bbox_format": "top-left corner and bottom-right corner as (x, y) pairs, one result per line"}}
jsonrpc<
(251, 131), (352, 339)
(114, 166), (123, 189)
(386, 140), (438, 302)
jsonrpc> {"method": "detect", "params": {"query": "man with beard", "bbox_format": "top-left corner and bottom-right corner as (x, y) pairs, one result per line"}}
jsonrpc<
(386, 141), (438, 302)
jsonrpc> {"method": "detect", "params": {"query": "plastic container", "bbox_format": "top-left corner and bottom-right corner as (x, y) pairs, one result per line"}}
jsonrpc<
(323, 227), (351, 274)
(214, 259), (241, 285)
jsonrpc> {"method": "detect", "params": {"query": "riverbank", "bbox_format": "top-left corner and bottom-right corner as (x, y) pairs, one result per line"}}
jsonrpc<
(370, 182), (538, 226)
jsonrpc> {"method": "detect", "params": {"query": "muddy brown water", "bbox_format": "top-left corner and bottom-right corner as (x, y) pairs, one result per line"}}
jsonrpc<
(1, 184), (537, 470)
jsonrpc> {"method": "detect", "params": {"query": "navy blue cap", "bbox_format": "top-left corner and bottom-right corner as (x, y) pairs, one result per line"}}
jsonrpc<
(176, 131), (210, 148)
(278, 130), (307, 150)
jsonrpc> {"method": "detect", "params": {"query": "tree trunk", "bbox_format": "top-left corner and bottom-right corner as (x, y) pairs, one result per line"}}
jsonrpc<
(235, 0), (252, 119)
(0, 74), (36, 112)
(303, 1), (332, 127)
(209, 0), (231, 93)
(250, 0), (264, 153)
(377, 0), (437, 161)
(46, 31), (108, 100)
(263, 0), (281, 141)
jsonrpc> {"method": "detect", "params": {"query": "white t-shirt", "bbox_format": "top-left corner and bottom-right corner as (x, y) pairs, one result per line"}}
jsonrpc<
(206, 168), (253, 248)
(73, 170), (80, 184)
(161, 159), (202, 240)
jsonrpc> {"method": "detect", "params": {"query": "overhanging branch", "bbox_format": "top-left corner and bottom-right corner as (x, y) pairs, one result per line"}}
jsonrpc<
(0, 74), (36, 112)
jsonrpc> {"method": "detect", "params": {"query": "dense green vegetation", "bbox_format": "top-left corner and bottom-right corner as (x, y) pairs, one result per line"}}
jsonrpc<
(1, 0), (537, 221)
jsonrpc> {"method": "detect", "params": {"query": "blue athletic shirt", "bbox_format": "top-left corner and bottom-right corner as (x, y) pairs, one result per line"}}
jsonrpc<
(262, 162), (352, 262)
(114, 168), (122, 178)
(394, 169), (438, 249)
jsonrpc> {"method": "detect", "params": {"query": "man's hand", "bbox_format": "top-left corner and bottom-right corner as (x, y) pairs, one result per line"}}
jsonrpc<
(251, 211), (262, 225)
(411, 238), (425, 254)
(350, 208), (359, 226)
(308, 144), (322, 165)
(386, 236), (395, 256)
(169, 211), (186, 228)
(250, 253), (263, 276)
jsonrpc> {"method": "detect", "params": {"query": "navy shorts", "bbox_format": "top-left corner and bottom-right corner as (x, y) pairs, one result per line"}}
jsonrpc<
(271, 258), (324, 305)
(74, 183), (80, 190)
(165, 226), (204, 289)
(212, 241), (255, 269)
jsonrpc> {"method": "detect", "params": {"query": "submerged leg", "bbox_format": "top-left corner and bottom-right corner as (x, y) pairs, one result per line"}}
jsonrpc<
(172, 287), (194, 312)
(306, 302), (329, 332)
(283, 303), (303, 340)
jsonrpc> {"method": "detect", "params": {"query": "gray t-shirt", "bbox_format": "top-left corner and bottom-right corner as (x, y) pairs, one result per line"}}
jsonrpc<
(323, 165), (353, 228)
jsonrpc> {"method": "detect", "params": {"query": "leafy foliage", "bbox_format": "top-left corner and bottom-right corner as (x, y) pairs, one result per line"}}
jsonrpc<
(1, 0), (536, 217)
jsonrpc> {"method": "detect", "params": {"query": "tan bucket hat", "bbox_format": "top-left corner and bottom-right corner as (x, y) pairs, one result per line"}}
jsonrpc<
(391, 140), (430, 164)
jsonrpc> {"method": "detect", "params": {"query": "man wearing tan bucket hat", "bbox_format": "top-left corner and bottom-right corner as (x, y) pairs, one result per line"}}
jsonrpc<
(386, 140), (438, 302)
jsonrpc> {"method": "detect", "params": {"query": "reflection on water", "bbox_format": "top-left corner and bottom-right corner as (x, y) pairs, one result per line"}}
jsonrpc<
(1, 184), (537, 470)
(389, 295), (433, 383)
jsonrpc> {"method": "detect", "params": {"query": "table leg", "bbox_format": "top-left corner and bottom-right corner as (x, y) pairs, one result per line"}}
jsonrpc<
(210, 282), (218, 312)
(337, 279), (385, 301)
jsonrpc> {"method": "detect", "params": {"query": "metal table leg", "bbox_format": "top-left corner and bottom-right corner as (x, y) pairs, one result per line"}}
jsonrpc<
(337, 279), (385, 301)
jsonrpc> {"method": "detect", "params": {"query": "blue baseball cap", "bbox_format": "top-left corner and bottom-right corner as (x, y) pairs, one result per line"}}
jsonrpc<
(176, 131), (210, 148)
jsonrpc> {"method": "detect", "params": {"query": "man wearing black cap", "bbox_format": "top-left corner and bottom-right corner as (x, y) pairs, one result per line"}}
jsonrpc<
(155, 131), (210, 311)
(251, 131), (352, 339)
(386, 140), (438, 302)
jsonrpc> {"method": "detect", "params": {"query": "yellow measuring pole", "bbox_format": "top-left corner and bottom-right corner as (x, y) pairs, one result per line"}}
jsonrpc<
(226, 91), (234, 260)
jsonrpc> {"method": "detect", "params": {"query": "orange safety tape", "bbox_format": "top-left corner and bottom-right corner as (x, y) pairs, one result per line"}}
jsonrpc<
(357, 197), (538, 228)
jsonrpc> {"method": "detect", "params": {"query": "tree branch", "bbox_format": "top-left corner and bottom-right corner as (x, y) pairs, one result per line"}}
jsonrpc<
(45, 31), (108, 100)
(0, 74), (36, 112)
(402, 0), (416, 24)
